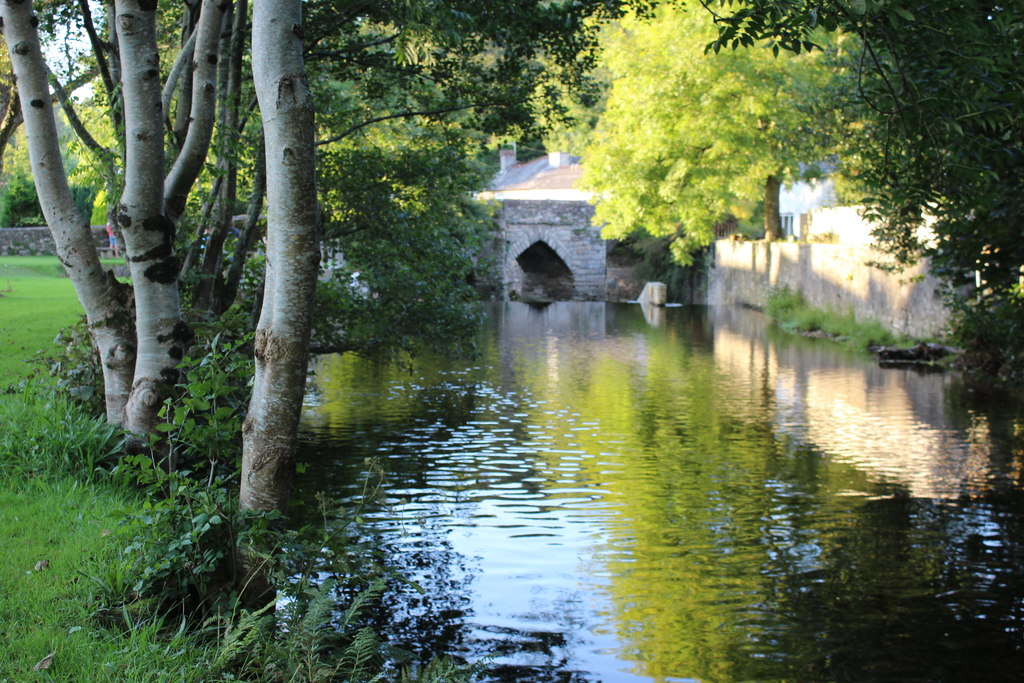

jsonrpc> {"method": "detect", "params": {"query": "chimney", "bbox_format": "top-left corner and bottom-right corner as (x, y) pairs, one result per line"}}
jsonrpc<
(499, 145), (516, 172)
(548, 151), (571, 168)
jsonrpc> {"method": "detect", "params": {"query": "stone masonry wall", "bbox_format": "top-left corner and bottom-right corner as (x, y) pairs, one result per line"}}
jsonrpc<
(708, 239), (951, 339)
(498, 200), (607, 301)
(0, 226), (109, 256)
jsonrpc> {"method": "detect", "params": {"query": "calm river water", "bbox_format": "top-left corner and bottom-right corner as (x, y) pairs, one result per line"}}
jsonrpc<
(296, 302), (1024, 682)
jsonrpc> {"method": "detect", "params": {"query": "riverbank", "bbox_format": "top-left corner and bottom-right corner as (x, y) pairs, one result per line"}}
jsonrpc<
(0, 256), (477, 681)
(763, 285), (908, 349)
(0, 259), (229, 678)
(709, 238), (949, 339)
(762, 286), (960, 368)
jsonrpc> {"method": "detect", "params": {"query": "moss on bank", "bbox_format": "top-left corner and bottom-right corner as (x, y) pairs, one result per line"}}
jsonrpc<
(763, 286), (912, 351)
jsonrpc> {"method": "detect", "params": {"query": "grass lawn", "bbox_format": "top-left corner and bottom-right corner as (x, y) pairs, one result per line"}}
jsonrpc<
(0, 257), (218, 680)
(0, 477), (201, 681)
(0, 394), (212, 681)
(0, 256), (116, 384)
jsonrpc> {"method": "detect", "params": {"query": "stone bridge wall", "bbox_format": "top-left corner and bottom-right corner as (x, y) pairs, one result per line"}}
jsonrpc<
(497, 200), (608, 301)
(708, 239), (951, 338)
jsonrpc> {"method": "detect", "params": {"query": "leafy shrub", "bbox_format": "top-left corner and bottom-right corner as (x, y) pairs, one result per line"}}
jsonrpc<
(156, 332), (253, 475)
(32, 316), (106, 416)
(0, 172), (95, 227)
(763, 285), (806, 318)
(0, 167), (43, 227)
(110, 333), (259, 615)
(114, 461), (248, 614)
(950, 293), (1024, 377)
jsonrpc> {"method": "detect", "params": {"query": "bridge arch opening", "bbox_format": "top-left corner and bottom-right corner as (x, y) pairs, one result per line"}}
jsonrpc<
(516, 240), (574, 301)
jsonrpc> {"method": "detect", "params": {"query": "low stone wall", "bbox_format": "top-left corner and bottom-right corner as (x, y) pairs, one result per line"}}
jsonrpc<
(0, 226), (109, 256)
(0, 226), (55, 255)
(708, 239), (951, 339)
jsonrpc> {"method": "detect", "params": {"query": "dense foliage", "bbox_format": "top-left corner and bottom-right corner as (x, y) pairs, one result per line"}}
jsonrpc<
(582, 5), (832, 263)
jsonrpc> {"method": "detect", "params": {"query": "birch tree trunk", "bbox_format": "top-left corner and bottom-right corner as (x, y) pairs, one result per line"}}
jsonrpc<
(115, 0), (226, 438)
(237, 0), (319, 602)
(194, 0), (248, 313)
(1, 0), (135, 424)
(115, 0), (189, 437)
(241, 0), (319, 513)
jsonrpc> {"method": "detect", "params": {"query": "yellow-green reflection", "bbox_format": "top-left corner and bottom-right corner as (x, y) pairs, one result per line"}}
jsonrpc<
(298, 302), (1024, 682)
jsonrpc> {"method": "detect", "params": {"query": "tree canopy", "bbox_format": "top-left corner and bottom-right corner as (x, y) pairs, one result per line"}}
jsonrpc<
(581, 4), (831, 263)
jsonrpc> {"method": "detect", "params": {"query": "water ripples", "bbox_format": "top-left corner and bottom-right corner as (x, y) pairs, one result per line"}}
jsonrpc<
(296, 303), (1024, 682)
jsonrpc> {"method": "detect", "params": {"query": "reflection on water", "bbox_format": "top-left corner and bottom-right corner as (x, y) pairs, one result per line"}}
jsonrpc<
(297, 302), (1024, 682)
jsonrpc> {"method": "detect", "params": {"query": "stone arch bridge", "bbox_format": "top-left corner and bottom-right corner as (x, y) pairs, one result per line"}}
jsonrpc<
(498, 200), (611, 302)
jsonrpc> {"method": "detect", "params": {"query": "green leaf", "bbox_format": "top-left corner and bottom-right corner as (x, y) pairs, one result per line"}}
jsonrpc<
(184, 397), (211, 412)
(892, 7), (915, 21)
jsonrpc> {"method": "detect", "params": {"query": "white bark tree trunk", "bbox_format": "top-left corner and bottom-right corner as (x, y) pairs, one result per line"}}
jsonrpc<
(240, 0), (319, 515)
(115, 0), (189, 437)
(1, 0), (135, 424)
(194, 0), (248, 313)
(164, 0), (226, 222)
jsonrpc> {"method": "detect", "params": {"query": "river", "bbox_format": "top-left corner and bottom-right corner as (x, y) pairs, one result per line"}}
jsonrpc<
(296, 302), (1024, 682)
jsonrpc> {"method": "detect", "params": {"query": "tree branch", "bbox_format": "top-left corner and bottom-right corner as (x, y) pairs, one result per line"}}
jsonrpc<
(47, 66), (115, 165)
(161, 26), (198, 125)
(0, 90), (21, 166)
(316, 102), (491, 146)
(305, 33), (399, 60)
(0, 65), (100, 169)
(78, 0), (117, 105)
(164, 0), (227, 222)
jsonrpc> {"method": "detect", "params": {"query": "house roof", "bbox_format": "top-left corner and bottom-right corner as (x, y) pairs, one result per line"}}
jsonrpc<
(479, 153), (592, 201)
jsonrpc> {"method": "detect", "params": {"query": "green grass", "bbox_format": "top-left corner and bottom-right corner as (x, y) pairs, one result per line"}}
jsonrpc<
(0, 393), (215, 682)
(0, 478), (213, 681)
(0, 259), (222, 680)
(764, 286), (909, 350)
(0, 257), (85, 384)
